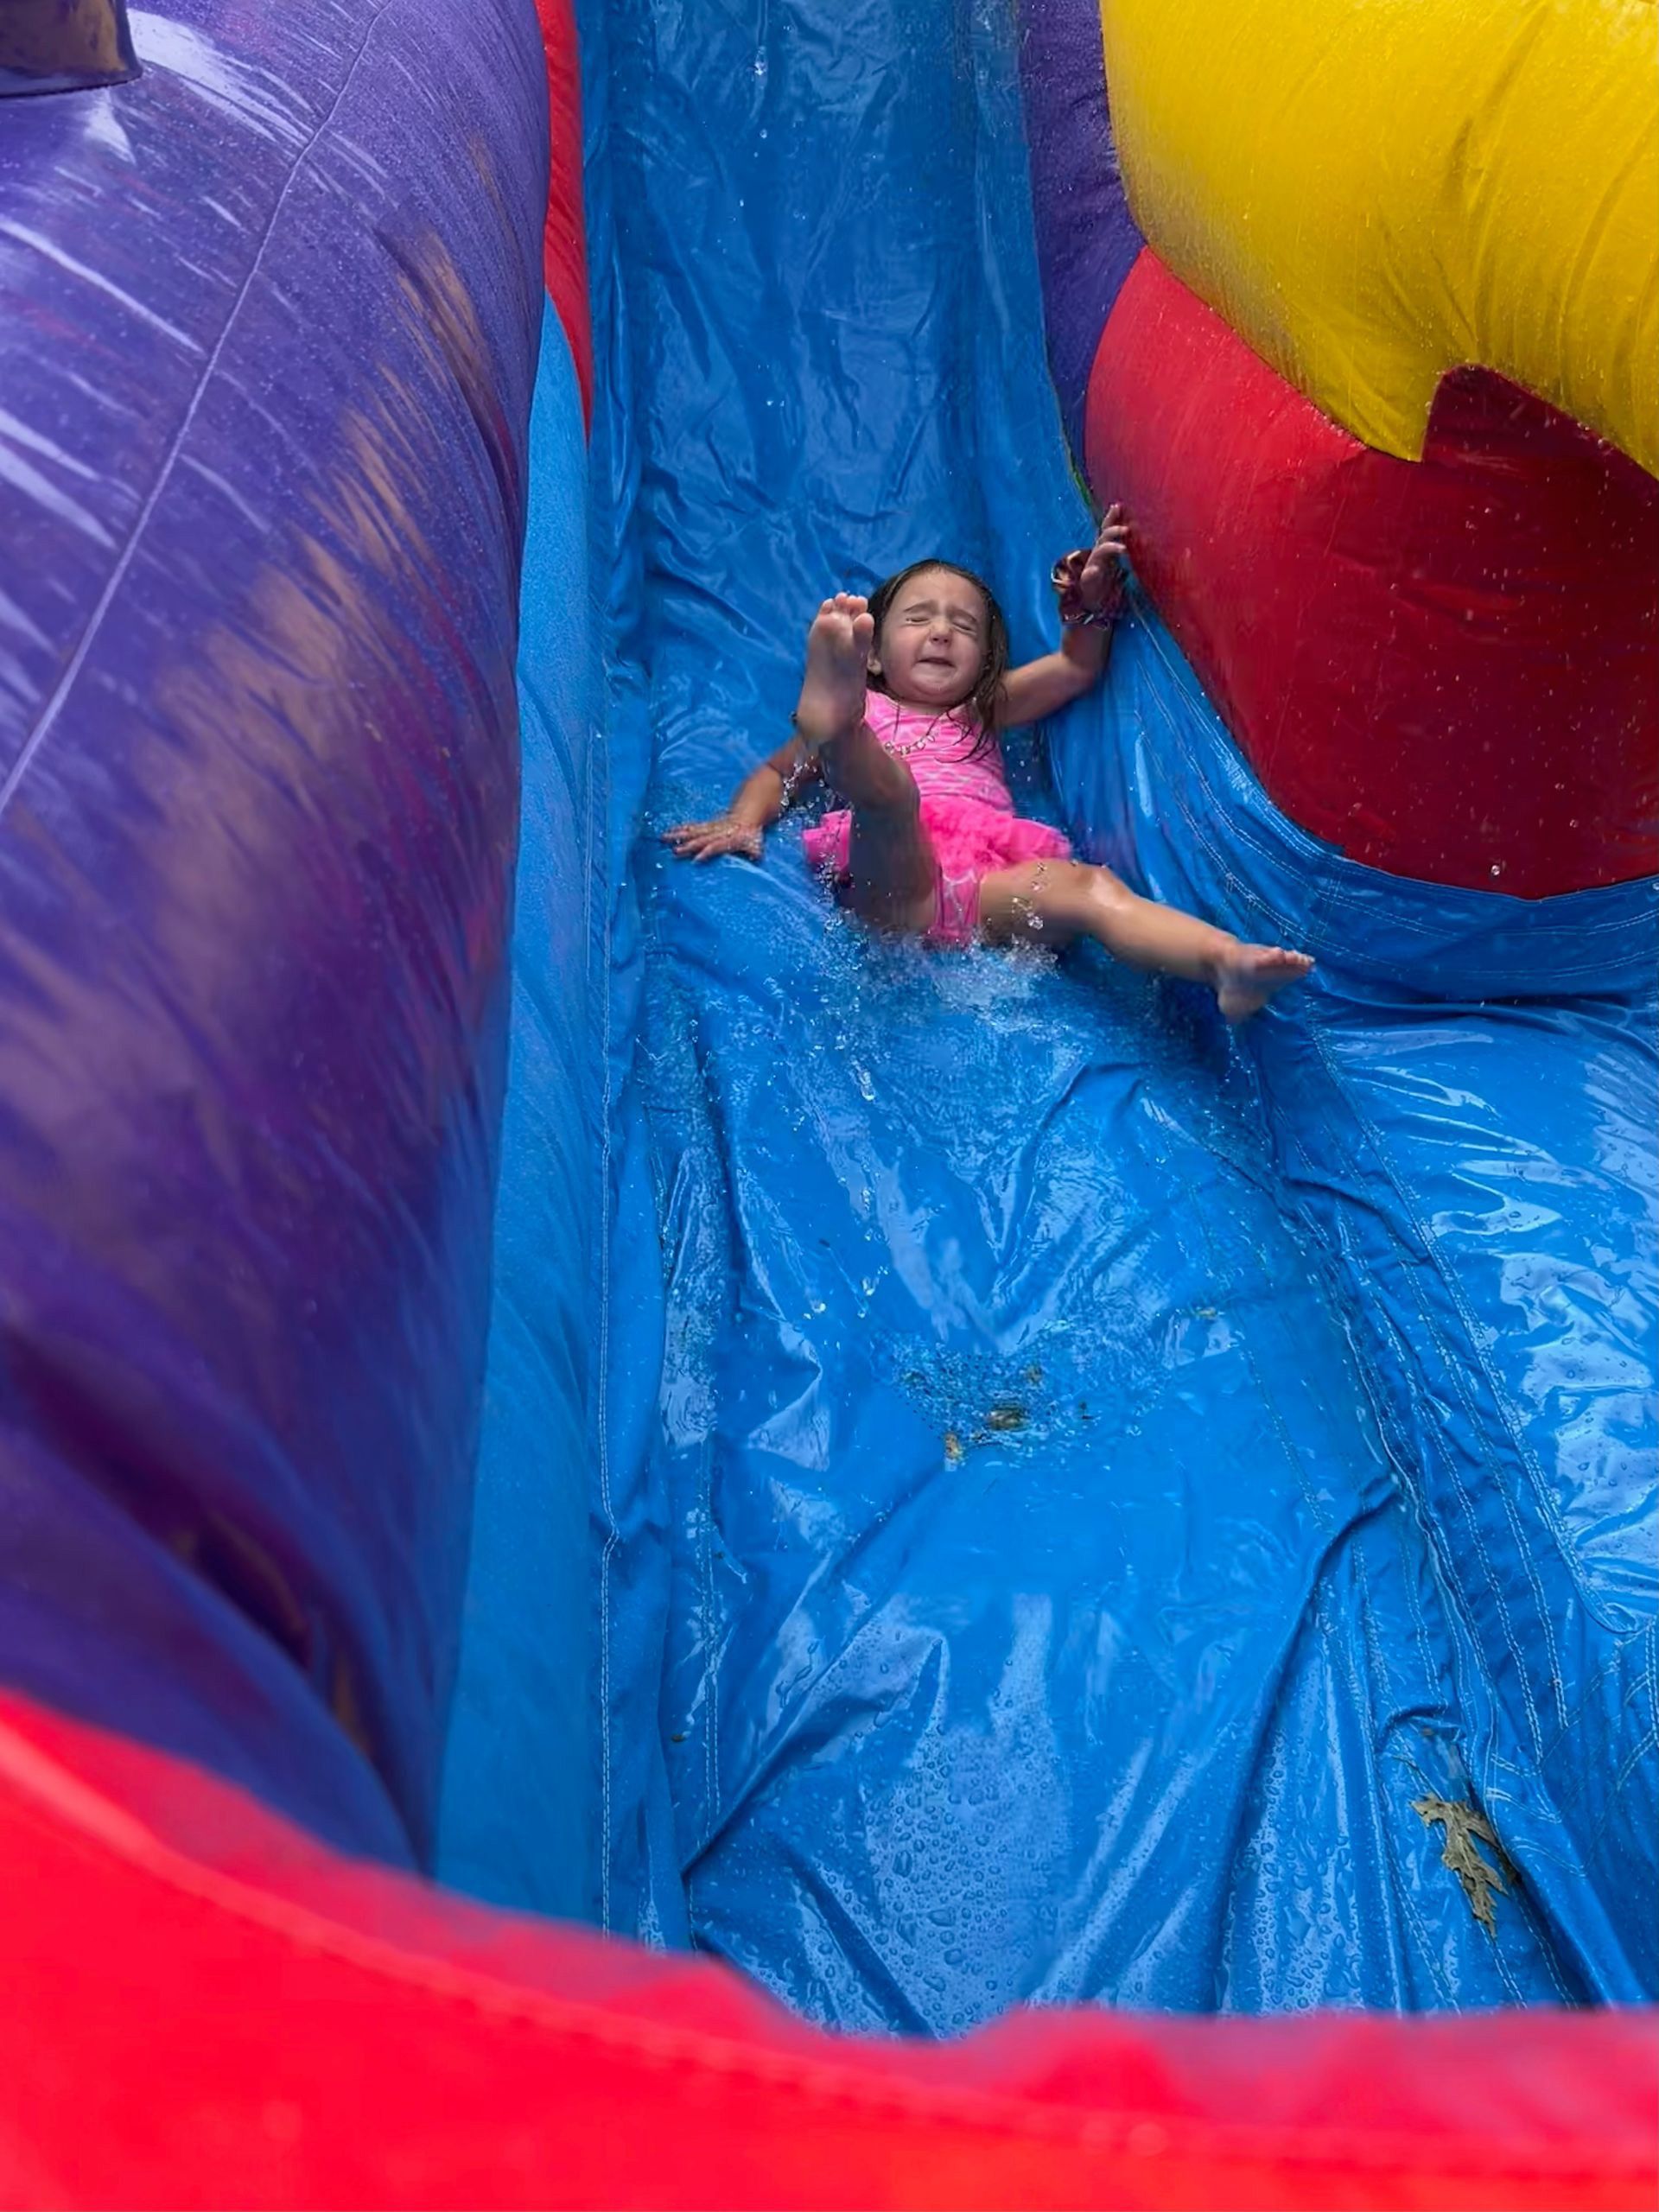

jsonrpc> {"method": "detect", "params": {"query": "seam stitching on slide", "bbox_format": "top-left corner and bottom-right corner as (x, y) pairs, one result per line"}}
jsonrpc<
(1303, 1022), (1570, 1744)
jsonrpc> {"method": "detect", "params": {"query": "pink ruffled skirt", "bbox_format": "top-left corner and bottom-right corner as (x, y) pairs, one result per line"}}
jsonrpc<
(803, 796), (1073, 949)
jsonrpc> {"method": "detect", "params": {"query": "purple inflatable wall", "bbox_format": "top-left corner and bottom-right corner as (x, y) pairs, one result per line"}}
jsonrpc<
(0, 0), (548, 1864)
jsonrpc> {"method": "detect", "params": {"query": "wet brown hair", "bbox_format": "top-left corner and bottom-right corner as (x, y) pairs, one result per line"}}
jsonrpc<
(866, 559), (1010, 753)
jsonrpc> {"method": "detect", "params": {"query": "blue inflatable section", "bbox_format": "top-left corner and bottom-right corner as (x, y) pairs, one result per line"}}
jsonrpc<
(446, 0), (1653, 2029)
(1054, 612), (1657, 2005)
(436, 308), (601, 1919)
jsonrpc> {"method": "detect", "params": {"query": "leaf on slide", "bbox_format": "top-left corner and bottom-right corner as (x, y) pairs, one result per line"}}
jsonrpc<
(1411, 1794), (1517, 1936)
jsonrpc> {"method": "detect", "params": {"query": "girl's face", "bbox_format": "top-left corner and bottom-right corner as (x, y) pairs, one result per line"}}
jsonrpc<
(872, 567), (988, 709)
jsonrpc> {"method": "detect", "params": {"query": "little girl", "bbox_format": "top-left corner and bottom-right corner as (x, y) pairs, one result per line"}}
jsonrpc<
(664, 511), (1312, 1021)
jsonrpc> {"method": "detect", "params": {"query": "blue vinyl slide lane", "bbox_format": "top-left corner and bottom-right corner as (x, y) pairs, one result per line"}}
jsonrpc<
(454, 0), (1653, 2031)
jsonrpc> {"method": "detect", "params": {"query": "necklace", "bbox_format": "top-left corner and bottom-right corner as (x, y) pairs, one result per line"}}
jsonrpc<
(885, 710), (961, 759)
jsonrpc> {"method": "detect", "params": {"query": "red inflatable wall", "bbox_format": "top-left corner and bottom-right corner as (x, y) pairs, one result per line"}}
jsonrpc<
(536, 0), (592, 422)
(3, 1692), (1654, 2209)
(1085, 250), (1659, 899)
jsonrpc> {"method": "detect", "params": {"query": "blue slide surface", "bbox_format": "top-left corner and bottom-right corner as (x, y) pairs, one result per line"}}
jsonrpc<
(441, 0), (1656, 2032)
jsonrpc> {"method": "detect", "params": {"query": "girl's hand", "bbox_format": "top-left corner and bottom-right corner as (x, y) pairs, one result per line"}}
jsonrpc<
(662, 816), (765, 863)
(1079, 503), (1130, 608)
(1052, 504), (1130, 621)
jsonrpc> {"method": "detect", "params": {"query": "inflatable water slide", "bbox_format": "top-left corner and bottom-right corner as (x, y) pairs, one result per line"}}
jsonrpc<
(1, 0), (1655, 2201)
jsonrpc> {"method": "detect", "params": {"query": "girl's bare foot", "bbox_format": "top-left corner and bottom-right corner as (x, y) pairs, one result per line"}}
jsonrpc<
(794, 594), (875, 752)
(1215, 943), (1314, 1023)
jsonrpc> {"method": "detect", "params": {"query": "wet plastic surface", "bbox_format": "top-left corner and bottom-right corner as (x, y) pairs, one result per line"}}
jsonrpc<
(1054, 607), (1658, 2002)
(435, 306), (600, 1918)
(1, 0), (1652, 2068)
(571, 0), (1657, 2027)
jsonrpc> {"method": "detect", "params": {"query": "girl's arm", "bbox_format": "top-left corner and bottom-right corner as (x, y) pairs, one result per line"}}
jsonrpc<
(999, 504), (1130, 731)
(663, 736), (819, 863)
(1000, 621), (1113, 730)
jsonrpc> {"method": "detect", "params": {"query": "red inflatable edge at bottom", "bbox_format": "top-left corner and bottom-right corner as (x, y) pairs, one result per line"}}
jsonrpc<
(1, 1690), (1652, 2210)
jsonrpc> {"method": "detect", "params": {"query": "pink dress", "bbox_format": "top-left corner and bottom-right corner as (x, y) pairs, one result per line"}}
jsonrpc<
(801, 692), (1073, 947)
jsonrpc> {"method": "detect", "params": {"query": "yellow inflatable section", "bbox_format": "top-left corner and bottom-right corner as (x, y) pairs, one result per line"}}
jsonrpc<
(1098, 0), (1658, 474)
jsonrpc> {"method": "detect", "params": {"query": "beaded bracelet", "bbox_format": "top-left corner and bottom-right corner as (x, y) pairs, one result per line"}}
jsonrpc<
(1050, 556), (1127, 631)
(1060, 599), (1125, 632)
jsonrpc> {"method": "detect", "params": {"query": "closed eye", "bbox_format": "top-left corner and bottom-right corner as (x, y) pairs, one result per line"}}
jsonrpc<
(900, 607), (980, 633)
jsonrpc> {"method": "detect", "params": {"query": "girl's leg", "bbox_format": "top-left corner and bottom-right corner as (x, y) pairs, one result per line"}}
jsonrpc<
(795, 594), (936, 934)
(979, 859), (1313, 1021)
